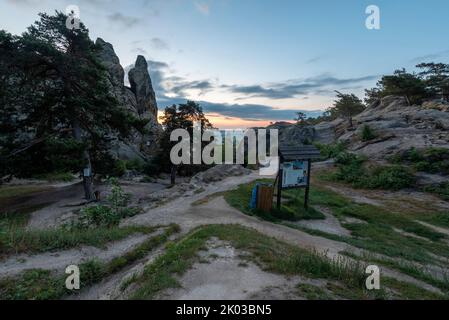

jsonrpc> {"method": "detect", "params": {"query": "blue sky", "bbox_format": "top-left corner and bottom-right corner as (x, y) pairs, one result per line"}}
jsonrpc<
(1, 0), (449, 128)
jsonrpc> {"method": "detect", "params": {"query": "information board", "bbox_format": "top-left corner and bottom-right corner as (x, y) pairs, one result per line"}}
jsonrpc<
(281, 160), (309, 188)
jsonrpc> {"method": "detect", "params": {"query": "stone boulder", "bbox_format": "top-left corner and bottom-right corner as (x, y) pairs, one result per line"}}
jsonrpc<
(190, 165), (252, 185)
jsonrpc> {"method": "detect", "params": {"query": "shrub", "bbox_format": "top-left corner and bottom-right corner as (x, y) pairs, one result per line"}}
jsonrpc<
(330, 153), (416, 190)
(391, 147), (449, 175)
(314, 142), (346, 160)
(361, 125), (377, 142)
(112, 160), (127, 177)
(75, 178), (138, 228)
(424, 182), (449, 200)
(357, 165), (416, 190)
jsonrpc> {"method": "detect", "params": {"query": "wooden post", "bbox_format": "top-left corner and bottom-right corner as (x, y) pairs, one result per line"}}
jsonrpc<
(304, 159), (311, 210)
(277, 165), (283, 210)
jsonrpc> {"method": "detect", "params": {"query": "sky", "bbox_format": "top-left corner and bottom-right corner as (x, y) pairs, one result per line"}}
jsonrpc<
(1, 0), (449, 128)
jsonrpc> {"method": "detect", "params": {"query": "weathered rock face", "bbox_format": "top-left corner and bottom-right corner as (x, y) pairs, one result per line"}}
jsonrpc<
(128, 56), (158, 118)
(273, 95), (449, 160)
(95, 38), (161, 160)
(338, 96), (449, 159)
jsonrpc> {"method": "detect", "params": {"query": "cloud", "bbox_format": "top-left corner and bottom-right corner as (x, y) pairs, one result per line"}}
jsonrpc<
(150, 37), (170, 50)
(124, 59), (379, 121)
(305, 55), (326, 64)
(158, 97), (323, 121)
(410, 50), (449, 63)
(194, 1), (210, 15)
(107, 12), (141, 27)
(226, 74), (378, 100)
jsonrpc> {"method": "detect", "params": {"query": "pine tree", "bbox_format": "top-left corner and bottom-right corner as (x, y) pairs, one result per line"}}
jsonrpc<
(0, 12), (145, 198)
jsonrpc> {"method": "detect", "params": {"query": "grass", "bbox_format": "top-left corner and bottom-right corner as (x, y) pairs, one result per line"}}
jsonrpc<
(424, 182), (449, 201)
(0, 200), (157, 258)
(32, 172), (75, 182)
(0, 224), (157, 257)
(342, 250), (449, 294)
(0, 185), (49, 201)
(0, 224), (180, 300)
(127, 224), (370, 300)
(224, 179), (449, 294)
(224, 180), (325, 222)
(126, 224), (444, 300)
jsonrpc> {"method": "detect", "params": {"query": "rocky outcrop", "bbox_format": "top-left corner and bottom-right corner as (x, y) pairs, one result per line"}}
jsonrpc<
(338, 96), (449, 159)
(95, 38), (161, 160)
(273, 95), (449, 160)
(128, 56), (158, 117)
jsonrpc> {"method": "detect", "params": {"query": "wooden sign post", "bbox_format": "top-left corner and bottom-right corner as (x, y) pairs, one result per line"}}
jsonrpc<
(276, 145), (321, 211)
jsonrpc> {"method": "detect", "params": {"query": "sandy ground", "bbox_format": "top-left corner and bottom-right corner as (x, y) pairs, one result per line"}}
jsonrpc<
(158, 238), (304, 300)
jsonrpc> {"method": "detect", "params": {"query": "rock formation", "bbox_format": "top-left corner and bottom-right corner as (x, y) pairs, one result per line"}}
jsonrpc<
(95, 38), (161, 160)
(273, 95), (449, 159)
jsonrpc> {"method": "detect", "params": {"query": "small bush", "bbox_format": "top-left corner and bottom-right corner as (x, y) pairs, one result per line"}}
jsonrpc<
(315, 142), (346, 160)
(424, 182), (449, 200)
(112, 160), (127, 177)
(75, 178), (138, 228)
(356, 165), (416, 190)
(330, 153), (415, 190)
(391, 147), (449, 175)
(360, 125), (377, 142)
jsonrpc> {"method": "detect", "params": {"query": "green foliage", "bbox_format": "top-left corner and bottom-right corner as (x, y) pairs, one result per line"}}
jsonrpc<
(76, 178), (137, 228)
(330, 152), (415, 190)
(0, 224), (153, 257)
(33, 172), (75, 182)
(391, 147), (449, 175)
(360, 125), (377, 142)
(359, 166), (416, 190)
(417, 62), (449, 101)
(324, 91), (365, 126)
(0, 12), (144, 179)
(424, 182), (449, 201)
(314, 142), (346, 160)
(158, 101), (214, 175)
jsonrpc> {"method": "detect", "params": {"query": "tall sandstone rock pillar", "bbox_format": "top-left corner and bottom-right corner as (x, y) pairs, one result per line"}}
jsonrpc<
(95, 38), (161, 160)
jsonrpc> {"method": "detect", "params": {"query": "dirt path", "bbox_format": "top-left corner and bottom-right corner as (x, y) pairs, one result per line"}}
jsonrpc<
(158, 238), (304, 300)
(125, 173), (349, 259)
(0, 230), (161, 278)
(26, 181), (166, 230)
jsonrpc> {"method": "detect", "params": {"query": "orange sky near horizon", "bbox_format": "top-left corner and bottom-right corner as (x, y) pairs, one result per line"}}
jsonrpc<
(157, 111), (292, 129)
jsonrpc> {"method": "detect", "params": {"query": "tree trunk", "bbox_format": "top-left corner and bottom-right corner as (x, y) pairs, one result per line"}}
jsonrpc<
(348, 116), (353, 128)
(170, 165), (177, 186)
(405, 95), (411, 106)
(72, 119), (95, 201)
